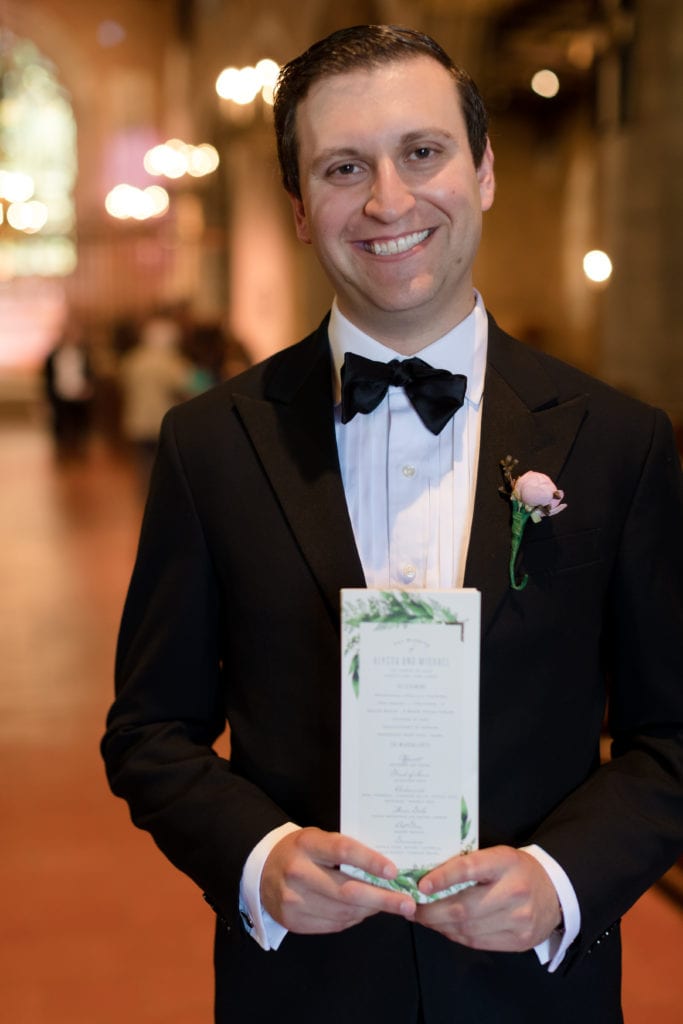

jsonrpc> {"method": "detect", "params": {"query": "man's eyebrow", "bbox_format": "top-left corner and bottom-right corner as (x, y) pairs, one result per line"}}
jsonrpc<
(311, 129), (458, 167)
(400, 128), (457, 145)
(312, 146), (365, 167)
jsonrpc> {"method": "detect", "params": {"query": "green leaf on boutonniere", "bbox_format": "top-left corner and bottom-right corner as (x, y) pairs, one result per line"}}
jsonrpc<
(499, 456), (567, 590)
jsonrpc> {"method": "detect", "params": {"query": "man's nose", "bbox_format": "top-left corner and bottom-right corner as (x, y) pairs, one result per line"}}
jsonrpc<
(363, 161), (416, 221)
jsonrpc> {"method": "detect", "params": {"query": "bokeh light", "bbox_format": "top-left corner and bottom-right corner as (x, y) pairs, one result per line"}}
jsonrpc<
(7, 200), (49, 233)
(105, 183), (170, 220)
(583, 250), (613, 283)
(216, 59), (281, 106)
(143, 139), (219, 180)
(531, 69), (560, 98)
(0, 171), (35, 203)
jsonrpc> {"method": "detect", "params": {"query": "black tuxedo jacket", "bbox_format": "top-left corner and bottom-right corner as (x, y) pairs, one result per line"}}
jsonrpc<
(103, 314), (683, 1023)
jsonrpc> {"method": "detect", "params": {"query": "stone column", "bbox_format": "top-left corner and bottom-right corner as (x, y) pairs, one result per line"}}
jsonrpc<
(600, 0), (683, 433)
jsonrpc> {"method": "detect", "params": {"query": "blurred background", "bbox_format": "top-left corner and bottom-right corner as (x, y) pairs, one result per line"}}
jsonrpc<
(0, 1), (681, 1021)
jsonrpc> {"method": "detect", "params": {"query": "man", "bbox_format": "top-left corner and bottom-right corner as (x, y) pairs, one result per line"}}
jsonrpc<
(102, 25), (683, 1023)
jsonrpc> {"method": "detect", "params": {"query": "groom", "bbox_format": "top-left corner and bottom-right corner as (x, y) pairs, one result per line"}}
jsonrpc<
(102, 25), (683, 1023)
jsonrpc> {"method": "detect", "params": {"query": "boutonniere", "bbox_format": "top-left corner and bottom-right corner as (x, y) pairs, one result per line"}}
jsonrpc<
(499, 455), (567, 591)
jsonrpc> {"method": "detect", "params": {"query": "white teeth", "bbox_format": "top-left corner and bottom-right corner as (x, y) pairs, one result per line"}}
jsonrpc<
(365, 229), (430, 256)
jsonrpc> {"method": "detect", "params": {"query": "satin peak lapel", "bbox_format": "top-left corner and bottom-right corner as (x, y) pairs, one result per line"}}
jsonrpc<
(465, 321), (587, 637)
(231, 323), (365, 621)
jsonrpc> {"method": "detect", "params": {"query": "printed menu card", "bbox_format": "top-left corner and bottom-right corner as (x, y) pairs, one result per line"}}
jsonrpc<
(340, 589), (480, 902)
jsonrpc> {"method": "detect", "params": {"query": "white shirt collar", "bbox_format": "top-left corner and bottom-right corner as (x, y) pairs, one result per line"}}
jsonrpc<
(328, 291), (488, 409)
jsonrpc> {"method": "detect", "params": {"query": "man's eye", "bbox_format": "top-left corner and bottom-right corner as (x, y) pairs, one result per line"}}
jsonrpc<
(331, 162), (359, 177)
(412, 146), (434, 160)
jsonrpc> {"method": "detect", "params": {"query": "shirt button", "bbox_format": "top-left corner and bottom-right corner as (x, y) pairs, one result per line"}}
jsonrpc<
(402, 464), (416, 478)
(401, 564), (417, 582)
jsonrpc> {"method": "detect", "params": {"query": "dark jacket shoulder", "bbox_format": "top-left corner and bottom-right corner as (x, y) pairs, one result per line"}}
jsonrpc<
(487, 314), (667, 444)
(173, 319), (330, 424)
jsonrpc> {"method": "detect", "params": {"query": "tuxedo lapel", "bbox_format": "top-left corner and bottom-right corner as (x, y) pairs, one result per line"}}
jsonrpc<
(231, 315), (588, 634)
(465, 318), (587, 636)
(232, 322), (365, 621)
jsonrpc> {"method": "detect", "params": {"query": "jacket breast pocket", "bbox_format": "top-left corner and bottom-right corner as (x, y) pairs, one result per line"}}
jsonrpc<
(520, 528), (602, 576)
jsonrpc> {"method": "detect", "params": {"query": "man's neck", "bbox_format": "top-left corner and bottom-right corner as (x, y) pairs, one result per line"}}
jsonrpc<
(335, 295), (477, 355)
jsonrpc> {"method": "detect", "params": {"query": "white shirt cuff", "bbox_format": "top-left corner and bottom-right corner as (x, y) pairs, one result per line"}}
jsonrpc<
(522, 844), (581, 972)
(239, 822), (301, 951)
(240, 831), (580, 962)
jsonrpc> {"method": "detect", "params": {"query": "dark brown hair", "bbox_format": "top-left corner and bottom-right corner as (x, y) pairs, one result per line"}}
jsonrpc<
(273, 24), (489, 199)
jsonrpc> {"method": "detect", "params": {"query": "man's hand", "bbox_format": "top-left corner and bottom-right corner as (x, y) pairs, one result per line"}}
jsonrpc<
(415, 846), (562, 952)
(261, 826), (417, 935)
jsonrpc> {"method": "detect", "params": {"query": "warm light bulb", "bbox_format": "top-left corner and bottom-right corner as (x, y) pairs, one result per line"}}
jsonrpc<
(144, 145), (168, 176)
(255, 58), (280, 87)
(187, 144), (219, 177)
(531, 69), (560, 99)
(232, 67), (261, 105)
(217, 60), (280, 105)
(216, 67), (241, 100)
(7, 200), (48, 233)
(0, 171), (35, 203)
(105, 183), (169, 220)
(583, 250), (613, 283)
(144, 185), (170, 217)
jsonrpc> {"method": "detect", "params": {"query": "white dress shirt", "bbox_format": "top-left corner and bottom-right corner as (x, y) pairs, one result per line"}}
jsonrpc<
(239, 292), (579, 970)
(331, 295), (486, 591)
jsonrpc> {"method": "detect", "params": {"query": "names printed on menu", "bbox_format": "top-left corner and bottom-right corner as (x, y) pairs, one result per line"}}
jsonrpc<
(358, 625), (462, 861)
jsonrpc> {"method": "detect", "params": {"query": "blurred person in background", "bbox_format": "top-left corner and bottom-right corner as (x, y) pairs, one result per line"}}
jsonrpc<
(182, 320), (252, 388)
(118, 310), (201, 488)
(43, 319), (95, 461)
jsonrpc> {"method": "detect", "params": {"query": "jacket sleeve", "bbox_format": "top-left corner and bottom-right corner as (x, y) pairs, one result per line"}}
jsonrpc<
(530, 408), (683, 970)
(101, 410), (290, 927)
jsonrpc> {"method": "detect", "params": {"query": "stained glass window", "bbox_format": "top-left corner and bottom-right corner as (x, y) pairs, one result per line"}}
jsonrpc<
(0, 30), (77, 280)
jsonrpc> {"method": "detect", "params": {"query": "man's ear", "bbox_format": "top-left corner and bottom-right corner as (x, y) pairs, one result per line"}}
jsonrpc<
(477, 139), (495, 212)
(289, 194), (312, 244)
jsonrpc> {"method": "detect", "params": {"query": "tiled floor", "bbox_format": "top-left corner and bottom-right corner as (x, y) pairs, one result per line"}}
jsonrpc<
(1, 414), (681, 1022)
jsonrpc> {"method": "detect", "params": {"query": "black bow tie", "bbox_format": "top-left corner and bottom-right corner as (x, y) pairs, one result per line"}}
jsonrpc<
(340, 351), (467, 435)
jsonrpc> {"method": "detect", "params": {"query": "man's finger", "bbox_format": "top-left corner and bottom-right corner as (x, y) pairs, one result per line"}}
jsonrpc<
(296, 827), (401, 881)
(418, 845), (510, 896)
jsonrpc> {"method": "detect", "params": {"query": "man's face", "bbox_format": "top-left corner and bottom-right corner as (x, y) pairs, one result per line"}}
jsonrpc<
(289, 56), (495, 349)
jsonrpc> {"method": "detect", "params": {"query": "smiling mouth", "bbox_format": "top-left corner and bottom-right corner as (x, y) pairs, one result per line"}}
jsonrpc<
(362, 229), (431, 257)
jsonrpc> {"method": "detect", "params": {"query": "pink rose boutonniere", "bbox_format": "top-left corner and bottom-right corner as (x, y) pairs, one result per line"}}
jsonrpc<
(500, 455), (567, 591)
